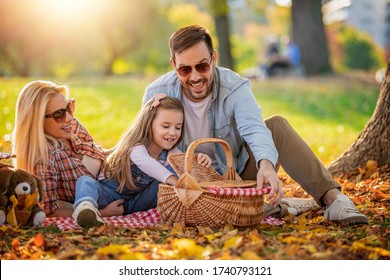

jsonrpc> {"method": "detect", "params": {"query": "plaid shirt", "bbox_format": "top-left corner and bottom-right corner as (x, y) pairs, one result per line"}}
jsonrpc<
(34, 119), (106, 215)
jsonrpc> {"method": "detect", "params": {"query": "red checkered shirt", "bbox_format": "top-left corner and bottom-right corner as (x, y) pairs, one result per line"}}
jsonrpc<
(34, 119), (106, 215)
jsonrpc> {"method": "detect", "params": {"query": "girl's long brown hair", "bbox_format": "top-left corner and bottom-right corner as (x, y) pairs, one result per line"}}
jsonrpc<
(103, 95), (184, 192)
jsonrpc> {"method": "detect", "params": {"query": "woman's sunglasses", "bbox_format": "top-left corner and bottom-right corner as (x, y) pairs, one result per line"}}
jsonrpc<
(45, 99), (76, 123)
(176, 53), (213, 78)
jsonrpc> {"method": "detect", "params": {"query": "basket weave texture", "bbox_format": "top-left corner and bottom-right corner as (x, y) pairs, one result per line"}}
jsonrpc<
(157, 138), (266, 229)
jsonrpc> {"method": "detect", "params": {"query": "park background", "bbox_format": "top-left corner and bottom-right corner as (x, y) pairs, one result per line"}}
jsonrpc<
(0, 0), (386, 165)
(0, 0), (389, 261)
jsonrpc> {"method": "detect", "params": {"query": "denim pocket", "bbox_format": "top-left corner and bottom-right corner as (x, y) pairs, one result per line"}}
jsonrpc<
(214, 123), (233, 139)
(131, 165), (155, 186)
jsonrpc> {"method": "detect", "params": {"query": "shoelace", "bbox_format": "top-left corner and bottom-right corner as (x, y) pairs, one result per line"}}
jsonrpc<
(295, 204), (316, 212)
(288, 200), (318, 212)
(337, 199), (360, 214)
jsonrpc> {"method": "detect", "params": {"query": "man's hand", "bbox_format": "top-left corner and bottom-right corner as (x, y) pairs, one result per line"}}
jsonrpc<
(100, 199), (124, 216)
(257, 159), (283, 207)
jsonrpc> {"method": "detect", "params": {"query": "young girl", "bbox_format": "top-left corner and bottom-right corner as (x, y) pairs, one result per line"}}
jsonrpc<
(73, 94), (211, 227)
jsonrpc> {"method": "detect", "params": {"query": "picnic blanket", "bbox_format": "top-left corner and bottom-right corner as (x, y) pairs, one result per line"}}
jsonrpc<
(206, 186), (270, 196)
(42, 208), (283, 231)
(41, 186), (282, 231)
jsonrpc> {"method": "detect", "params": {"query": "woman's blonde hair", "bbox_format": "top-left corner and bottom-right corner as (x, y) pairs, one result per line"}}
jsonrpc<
(12, 80), (69, 172)
(104, 95), (184, 192)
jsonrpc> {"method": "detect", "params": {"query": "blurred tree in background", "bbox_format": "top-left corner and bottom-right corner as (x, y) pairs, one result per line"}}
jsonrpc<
(0, 0), (386, 77)
(209, 0), (234, 70)
(291, 0), (332, 74)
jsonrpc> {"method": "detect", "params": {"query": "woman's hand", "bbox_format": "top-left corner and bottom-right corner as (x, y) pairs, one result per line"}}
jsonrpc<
(197, 153), (212, 168)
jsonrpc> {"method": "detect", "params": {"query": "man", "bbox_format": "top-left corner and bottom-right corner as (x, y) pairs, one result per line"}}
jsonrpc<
(143, 25), (367, 225)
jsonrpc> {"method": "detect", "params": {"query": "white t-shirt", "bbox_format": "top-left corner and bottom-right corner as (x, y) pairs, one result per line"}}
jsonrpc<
(182, 94), (218, 169)
(82, 155), (102, 177)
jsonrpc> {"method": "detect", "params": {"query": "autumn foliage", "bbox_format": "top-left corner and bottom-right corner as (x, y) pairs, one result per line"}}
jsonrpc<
(0, 161), (389, 260)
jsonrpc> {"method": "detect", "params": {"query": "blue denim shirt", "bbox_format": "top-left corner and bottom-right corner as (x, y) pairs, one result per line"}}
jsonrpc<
(143, 67), (278, 174)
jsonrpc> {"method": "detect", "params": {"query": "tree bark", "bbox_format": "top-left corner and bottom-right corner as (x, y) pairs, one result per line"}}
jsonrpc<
(209, 0), (234, 70)
(327, 62), (390, 176)
(292, 0), (332, 75)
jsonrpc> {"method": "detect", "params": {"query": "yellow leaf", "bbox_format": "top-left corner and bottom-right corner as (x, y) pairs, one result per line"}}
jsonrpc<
(0, 226), (26, 233)
(366, 160), (378, 170)
(297, 216), (308, 230)
(281, 236), (308, 244)
(351, 241), (367, 251)
(170, 223), (184, 235)
(301, 245), (318, 254)
(205, 231), (223, 241)
(248, 230), (263, 242)
(6, 195), (18, 227)
(119, 252), (148, 260)
(173, 238), (209, 259)
(23, 192), (38, 212)
(358, 167), (365, 174)
(223, 236), (243, 250)
(97, 244), (130, 255)
(240, 250), (262, 260)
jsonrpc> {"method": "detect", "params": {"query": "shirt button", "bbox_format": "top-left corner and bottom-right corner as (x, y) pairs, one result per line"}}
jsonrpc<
(136, 176), (141, 181)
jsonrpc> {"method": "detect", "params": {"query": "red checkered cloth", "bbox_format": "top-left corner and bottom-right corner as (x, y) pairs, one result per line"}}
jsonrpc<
(43, 208), (161, 231)
(42, 206), (283, 231)
(207, 186), (271, 196)
(261, 216), (284, 226)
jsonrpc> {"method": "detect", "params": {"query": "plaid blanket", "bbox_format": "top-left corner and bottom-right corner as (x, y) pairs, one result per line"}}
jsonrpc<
(43, 208), (283, 231)
(39, 187), (279, 230)
(207, 186), (271, 196)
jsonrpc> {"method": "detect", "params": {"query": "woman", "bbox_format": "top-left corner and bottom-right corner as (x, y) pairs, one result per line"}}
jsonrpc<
(12, 80), (124, 220)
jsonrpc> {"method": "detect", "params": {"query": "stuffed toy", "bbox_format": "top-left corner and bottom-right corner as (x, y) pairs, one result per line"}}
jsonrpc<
(0, 166), (46, 227)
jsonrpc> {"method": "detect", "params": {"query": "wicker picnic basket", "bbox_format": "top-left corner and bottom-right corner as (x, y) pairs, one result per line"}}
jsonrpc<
(157, 138), (267, 229)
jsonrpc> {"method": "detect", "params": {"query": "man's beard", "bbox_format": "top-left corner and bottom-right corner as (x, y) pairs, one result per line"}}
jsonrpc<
(181, 79), (213, 102)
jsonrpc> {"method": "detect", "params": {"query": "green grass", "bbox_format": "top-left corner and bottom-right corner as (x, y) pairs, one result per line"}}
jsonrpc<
(0, 72), (380, 165)
(251, 73), (379, 164)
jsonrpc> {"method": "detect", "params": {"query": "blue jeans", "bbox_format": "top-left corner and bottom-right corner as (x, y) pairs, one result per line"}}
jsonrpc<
(74, 176), (160, 214)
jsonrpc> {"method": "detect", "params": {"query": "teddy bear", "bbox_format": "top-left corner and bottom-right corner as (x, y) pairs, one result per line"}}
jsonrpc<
(0, 166), (46, 226)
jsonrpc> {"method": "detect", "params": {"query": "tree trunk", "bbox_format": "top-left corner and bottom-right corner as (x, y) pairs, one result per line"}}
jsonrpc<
(291, 0), (332, 75)
(327, 62), (390, 176)
(209, 0), (234, 70)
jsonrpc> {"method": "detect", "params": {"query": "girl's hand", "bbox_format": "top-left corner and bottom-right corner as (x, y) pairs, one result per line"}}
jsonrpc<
(166, 175), (178, 186)
(197, 153), (212, 168)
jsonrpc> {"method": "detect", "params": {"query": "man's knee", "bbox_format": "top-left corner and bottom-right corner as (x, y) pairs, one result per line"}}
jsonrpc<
(265, 115), (289, 132)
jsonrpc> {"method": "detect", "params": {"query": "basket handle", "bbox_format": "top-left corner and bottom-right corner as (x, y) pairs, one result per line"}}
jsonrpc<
(185, 138), (236, 181)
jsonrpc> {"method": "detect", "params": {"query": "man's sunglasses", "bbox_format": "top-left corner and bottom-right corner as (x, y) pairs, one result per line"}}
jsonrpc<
(45, 99), (76, 123)
(176, 53), (213, 78)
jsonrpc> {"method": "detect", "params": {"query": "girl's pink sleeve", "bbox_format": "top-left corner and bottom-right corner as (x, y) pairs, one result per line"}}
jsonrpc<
(130, 145), (175, 183)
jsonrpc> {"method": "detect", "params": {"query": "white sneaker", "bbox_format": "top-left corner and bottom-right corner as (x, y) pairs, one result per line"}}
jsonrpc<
(73, 201), (104, 228)
(324, 194), (368, 225)
(281, 197), (320, 216)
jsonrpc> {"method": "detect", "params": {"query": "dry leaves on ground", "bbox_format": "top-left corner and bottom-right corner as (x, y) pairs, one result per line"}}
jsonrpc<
(1, 164), (389, 260)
